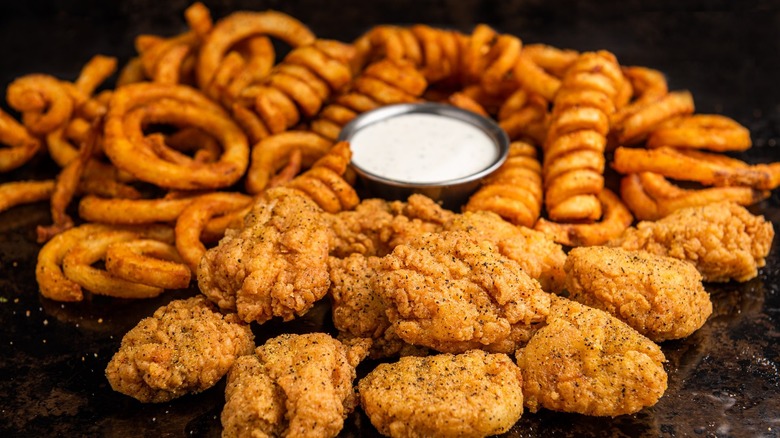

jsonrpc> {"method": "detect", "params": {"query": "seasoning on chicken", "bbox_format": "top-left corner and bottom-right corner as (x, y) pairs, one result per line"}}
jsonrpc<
(328, 254), (426, 359)
(609, 201), (774, 282)
(565, 246), (712, 342)
(197, 187), (331, 323)
(516, 297), (667, 417)
(358, 350), (524, 438)
(373, 230), (551, 354)
(443, 210), (567, 293)
(221, 333), (369, 438)
(105, 296), (255, 403)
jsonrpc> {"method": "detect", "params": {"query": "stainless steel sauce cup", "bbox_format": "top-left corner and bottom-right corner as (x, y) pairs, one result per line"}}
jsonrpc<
(338, 102), (510, 210)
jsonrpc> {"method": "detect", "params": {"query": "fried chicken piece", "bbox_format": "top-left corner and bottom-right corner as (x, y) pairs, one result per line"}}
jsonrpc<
(358, 350), (524, 438)
(373, 230), (551, 354)
(105, 296), (255, 403)
(328, 254), (425, 359)
(221, 333), (369, 438)
(609, 201), (774, 282)
(198, 187), (331, 323)
(325, 194), (454, 258)
(444, 210), (567, 293)
(565, 246), (712, 342)
(516, 297), (667, 416)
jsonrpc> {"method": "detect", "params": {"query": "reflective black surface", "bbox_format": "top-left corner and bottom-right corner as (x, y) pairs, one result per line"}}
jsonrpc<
(1, 1), (779, 437)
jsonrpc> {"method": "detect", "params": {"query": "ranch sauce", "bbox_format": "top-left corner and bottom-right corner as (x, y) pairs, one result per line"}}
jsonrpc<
(349, 113), (499, 184)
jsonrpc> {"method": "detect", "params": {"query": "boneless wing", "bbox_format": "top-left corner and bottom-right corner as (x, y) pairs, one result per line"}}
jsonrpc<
(610, 201), (774, 282)
(198, 187), (331, 323)
(358, 350), (524, 438)
(221, 333), (369, 438)
(565, 246), (712, 342)
(373, 230), (551, 354)
(516, 297), (667, 417)
(105, 296), (255, 403)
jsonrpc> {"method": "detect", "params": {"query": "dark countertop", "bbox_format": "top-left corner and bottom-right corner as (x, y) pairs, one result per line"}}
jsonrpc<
(1, 1), (779, 437)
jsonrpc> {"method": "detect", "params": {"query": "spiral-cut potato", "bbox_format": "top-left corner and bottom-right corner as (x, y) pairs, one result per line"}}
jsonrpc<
(610, 90), (694, 146)
(196, 10), (316, 92)
(542, 51), (625, 222)
(0, 180), (54, 213)
(646, 114), (752, 152)
(0, 108), (42, 172)
(103, 82), (249, 190)
(6, 74), (74, 136)
(610, 66), (668, 132)
(245, 131), (334, 194)
(240, 39), (356, 139)
(105, 239), (192, 290)
(353, 25), (462, 84)
(534, 188), (633, 247)
(497, 88), (549, 145)
(461, 24), (522, 93)
(464, 141), (543, 228)
(620, 172), (770, 221)
(283, 141), (359, 214)
(309, 59), (428, 142)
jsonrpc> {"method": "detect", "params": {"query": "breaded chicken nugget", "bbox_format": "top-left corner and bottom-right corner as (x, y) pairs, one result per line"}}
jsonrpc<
(358, 350), (524, 438)
(328, 254), (425, 358)
(374, 230), (550, 353)
(198, 187), (331, 323)
(106, 296), (254, 403)
(516, 297), (667, 416)
(444, 210), (567, 293)
(221, 333), (369, 438)
(565, 246), (712, 341)
(610, 201), (774, 282)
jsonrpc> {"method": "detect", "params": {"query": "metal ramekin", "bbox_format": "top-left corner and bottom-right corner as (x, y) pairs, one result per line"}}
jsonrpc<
(338, 102), (510, 210)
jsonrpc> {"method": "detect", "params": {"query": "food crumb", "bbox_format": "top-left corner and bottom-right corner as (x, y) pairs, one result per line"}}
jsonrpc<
(43, 319), (48, 326)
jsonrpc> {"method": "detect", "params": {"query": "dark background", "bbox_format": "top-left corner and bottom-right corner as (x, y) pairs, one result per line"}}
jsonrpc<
(1, 1), (779, 437)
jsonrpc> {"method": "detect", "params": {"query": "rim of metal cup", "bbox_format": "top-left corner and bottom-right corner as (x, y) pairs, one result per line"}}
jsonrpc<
(338, 102), (510, 188)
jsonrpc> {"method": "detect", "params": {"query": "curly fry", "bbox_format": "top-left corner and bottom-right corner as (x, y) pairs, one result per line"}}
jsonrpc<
(309, 59), (427, 141)
(6, 74), (74, 136)
(105, 239), (192, 290)
(464, 141), (543, 227)
(612, 146), (776, 189)
(104, 83), (250, 190)
(543, 51), (624, 222)
(534, 188), (633, 246)
(62, 228), (171, 299)
(646, 114), (752, 152)
(196, 10), (316, 91)
(611, 90), (694, 145)
(284, 141), (359, 213)
(621, 172), (770, 221)
(245, 131), (333, 194)
(175, 192), (254, 271)
(497, 88), (549, 144)
(0, 180), (55, 213)
(0, 108), (42, 172)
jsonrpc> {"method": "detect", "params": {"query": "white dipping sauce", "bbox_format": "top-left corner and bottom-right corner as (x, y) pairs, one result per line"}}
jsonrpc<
(349, 113), (499, 183)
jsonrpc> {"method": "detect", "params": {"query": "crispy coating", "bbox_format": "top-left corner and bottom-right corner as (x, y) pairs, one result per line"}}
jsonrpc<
(565, 246), (712, 342)
(610, 201), (774, 282)
(358, 350), (524, 438)
(221, 333), (369, 438)
(516, 297), (667, 416)
(444, 210), (567, 293)
(325, 194), (453, 258)
(197, 187), (331, 323)
(374, 230), (551, 353)
(328, 254), (425, 359)
(105, 296), (255, 403)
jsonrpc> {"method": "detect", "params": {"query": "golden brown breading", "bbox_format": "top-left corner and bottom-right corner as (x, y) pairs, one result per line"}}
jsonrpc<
(516, 297), (667, 417)
(373, 230), (551, 354)
(221, 333), (369, 438)
(565, 246), (712, 342)
(105, 296), (255, 403)
(610, 201), (774, 282)
(197, 187), (331, 323)
(358, 350), (524, 438)
(325, 194), (453, 258)
(443, 210), (567, 293)
(328, 254), (425, 359)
